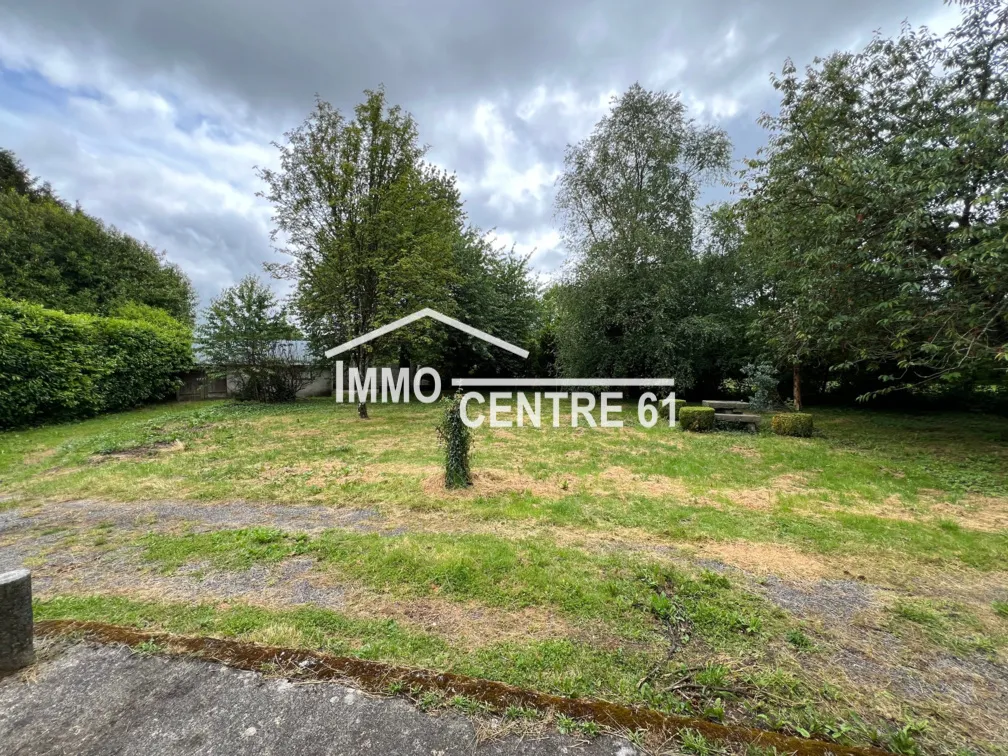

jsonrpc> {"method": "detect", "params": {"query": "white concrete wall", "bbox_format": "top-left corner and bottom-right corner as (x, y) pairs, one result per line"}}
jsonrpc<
(297, 370), (332, 398)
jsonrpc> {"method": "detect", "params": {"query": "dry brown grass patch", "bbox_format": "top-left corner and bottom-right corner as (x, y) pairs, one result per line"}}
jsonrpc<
(696, 540), (831, 581)
(831, 492), (1008, 534)
(24, 447), (58, 465)
(719, 473), (814, 511)
(591, 466), (690, 499)
(421, 469), (560, 498)
(928, 494), (1008, 533)
(343, 590), (579, 649)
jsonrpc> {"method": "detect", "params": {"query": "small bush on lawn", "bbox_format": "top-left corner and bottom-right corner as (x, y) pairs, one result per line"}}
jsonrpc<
(436, 391), (472, 488)
(659, 398), (687, 421)
(771, 413), (814, 437)
(678, 406), (715, 432)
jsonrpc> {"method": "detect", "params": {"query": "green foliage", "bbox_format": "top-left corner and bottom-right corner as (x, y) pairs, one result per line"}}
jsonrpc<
(0, 297), (192, 428)
(741, 362), (781, 411)
(0, 182), (196, 324)
(553, 85), (748, 393)
(739, 2), (1008, 397)
(0, 148), (52, 200)
(679, 728), (719, 756)
(678, 406), (715, 432)
(771, 413), (814, 438)
(258, 88), (462, 378)
(195, 275), (309, 403)
(786, 629), (814, 650)
(993, 601), (1008, 619)
(435, 392), (473, 489)
(439, 229), (541, 379)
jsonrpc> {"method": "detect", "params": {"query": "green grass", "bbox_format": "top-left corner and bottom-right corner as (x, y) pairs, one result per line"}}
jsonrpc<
(140, 527), (785, 648)
(3, 399), (1007, 501)
(28, 594), (706, 707)
(2, 399), (1006, 570)
(889, 599), (1006, 655)
(6, 399), (1008, 754)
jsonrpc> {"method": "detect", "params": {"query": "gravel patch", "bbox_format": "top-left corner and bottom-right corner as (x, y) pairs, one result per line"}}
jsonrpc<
(0, 498), (374, 610)
(0, 499), (383, 554)
(757, 576), (875, 623)
(43, 499), (382, 532)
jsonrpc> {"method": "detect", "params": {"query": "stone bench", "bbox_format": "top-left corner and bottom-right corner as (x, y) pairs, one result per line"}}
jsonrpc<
(702, 400), (760, 431)
(714, 412), (761, 431)
(702, 400), (750, 412)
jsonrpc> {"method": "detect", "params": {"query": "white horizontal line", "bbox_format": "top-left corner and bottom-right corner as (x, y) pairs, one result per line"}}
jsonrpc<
(450, 378), (676, 387)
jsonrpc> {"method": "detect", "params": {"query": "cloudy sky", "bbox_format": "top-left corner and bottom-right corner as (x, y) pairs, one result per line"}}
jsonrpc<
(0, 0), (959, 307)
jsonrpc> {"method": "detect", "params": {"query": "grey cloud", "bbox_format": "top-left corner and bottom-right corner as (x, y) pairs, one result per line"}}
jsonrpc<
(2, 0), (944, 114)
(0, 0), (950, 305)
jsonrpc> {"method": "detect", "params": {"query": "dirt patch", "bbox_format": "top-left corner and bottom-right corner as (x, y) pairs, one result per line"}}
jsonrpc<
(820, 632), (1008, 747)
(729, 445), (760, 460)
(0, 499), (381, 542)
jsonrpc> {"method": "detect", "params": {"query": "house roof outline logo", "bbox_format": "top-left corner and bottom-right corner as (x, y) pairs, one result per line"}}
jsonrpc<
(324, 307), (530, 359)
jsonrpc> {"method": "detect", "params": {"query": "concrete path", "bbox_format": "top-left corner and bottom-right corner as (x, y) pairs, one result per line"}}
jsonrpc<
(0, 643), (641, 756)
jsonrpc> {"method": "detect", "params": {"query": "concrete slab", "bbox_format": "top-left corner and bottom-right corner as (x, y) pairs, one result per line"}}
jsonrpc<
(0, 643), (641, 756)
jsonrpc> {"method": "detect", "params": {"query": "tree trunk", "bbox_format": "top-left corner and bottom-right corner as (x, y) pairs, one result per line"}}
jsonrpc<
(793, 364), (803, 411)
(355, 345), (369, 419)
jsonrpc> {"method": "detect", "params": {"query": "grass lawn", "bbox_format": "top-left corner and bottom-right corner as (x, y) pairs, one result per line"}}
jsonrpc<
(2, 398), (1007, 754)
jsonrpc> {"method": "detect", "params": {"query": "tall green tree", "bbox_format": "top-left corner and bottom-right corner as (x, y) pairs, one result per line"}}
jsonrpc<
(553, 83), (741, 392)
(739, 0), (1008, 401)
(258, 88), (463, 409)
(439, 229), (541, 379)
(0, 156), (197, 325)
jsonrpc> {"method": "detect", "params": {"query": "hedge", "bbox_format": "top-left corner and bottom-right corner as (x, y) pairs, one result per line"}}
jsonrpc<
(771, 412), (814, 437)
(0, 298), (192, 428)
(678, 405), (715, 432)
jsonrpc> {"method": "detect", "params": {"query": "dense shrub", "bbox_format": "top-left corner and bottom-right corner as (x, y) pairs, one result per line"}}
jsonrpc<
(771, 412), (814, 437)
(0, 298), (192, 428)
(678, 405), (715, 432)
(0, 189), (197, 324)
